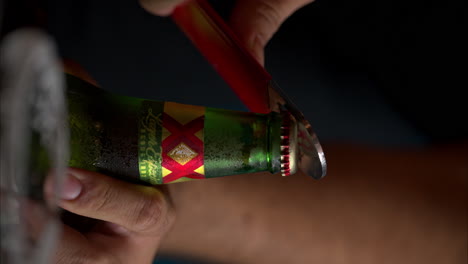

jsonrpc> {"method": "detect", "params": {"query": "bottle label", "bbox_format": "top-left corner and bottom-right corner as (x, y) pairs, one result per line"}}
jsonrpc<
(139, 101), (205, 184)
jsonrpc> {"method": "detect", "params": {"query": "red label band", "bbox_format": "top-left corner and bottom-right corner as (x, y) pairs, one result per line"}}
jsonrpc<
(161, 102), (205, 183)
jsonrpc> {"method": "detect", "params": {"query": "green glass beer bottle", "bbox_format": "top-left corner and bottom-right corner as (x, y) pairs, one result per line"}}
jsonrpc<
(66, 73), (298, 185)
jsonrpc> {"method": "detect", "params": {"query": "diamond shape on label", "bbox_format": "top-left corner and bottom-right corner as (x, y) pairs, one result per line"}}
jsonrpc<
(167, 142), (198, 165)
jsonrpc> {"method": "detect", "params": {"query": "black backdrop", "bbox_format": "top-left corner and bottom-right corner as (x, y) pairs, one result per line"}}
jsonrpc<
(2, 0), (466, 145)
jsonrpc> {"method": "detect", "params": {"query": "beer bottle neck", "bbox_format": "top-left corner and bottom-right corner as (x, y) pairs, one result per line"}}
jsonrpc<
(203, 108), (282, 178)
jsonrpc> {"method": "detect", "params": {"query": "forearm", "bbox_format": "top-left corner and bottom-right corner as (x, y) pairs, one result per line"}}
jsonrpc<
(161, 144), (467, 264)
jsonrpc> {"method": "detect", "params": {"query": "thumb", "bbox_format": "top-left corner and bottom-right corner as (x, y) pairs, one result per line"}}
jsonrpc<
(229, 0), (314, 65)
(45, 168), (174, 235)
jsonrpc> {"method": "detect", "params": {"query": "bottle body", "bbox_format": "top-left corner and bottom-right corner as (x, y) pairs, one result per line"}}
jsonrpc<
(67, 75), (284, 184)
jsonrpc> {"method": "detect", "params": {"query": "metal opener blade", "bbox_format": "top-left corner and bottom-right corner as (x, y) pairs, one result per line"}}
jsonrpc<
(172, 0), (327, 179)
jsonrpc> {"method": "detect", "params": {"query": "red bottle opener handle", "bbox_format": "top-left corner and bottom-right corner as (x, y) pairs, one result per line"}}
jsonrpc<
(172, 0), (272, 114)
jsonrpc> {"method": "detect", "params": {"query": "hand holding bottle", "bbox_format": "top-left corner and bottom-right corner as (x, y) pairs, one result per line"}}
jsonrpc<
(41, 1), (318, 262)
(43, 168), (175, 264)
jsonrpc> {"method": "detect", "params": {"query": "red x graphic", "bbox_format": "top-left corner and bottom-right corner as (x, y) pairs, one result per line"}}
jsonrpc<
(161, 113), (205, 183)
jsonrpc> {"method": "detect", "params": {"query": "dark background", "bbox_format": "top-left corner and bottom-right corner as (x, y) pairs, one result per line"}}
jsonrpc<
(2, 0), (466, 147)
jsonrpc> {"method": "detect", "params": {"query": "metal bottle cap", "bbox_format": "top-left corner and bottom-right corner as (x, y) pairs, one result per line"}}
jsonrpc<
(280, 112), (298, 176)
(270, 83), (327, 180)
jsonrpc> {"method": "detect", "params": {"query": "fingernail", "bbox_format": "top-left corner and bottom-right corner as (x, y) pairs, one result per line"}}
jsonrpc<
(60, 174), (82, 200)
(249, 35), (265, 65)
(247, 34), (260, 52)
(139, 0), (176, 16)
(106, 223), (130, 235)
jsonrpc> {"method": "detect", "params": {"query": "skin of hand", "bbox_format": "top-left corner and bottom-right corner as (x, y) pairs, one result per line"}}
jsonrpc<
(43, 168), (175, 264)
(160, 143), (467, 264)
(139, 0), (314, 65)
